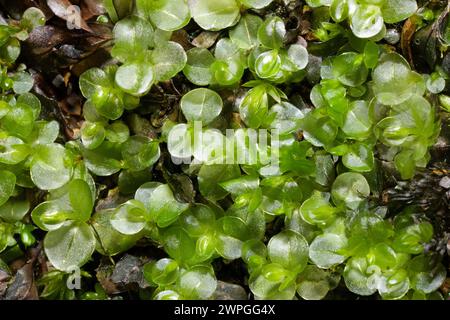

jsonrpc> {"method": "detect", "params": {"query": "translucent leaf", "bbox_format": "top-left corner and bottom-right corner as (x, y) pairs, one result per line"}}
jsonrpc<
(18, 92), (40, 121)
(183, 48), (215, 86)
(378, 269), (410, 300)
(330, 0), (349, 22)
(219, 175), (260, 195)
(332, 52), (368, 87)
(372, 53), (424, 105)
(368, 243), (399, 270)
(179, 204), (216, 237)
(257, 16), (286, 49)
(0, 137), (29, 165)
(375, 95), (436, 155)
(0, 100), (9, 119)
(79, 68), (111, 99)
(216, 234), (243, 260)
(287, 44), (309, 70)
(313, 152), (335, 188)
(268, 101), (304, 135)
(33, 120), (59, 146)
(91, 209), (142, 256)
(12, 72), (34, 94)
(167, 123), (194, 160)
(342, 143), (374, 172)
(30, 144), (73, 190)
(31, 201), (68, 231)
(363, 41), (379, 69)
(105, 121), (130, 143)
(239, 0), (273, 9)
(137, 0), (190, 31)
(309, 233), (347, 269)
(162, 226), (196, 262)
(211, 59), (244, 86)
(198, 164), (241, 200)
(229, 14), (262, 50)
(239, 85), (269, 129)
(350, 5), (384, 39)
(255, 50), (281, 79)
(82, 82), (124, 120)
(0, 170), (16, 207)
(121, 136), (160, 172)
(331, 172), (370, 210)
(394, 150), (416, 180)
(381, 0), (417, 24)
(146, 184), (189, 227)
(343, 257), (378, 296)
(189, 0), (240, 31)
(110, 200), (147, 235)
(299, 112), (338, 147)
(300, 191), (337, 226)
(0, 198), (29, 223)
(143, 258), (179, 286)
(268, 230), (309, 272)
(297, 265), (339, 300)
(180, 88), (223, 125)
(152, 41), (187, 81)
(320, 79), (348, 126)
(83, 142), (123, 176)
(305, 0), (332, 7)
(214, 38), (246, 63)
(178, 266), (217, 299)
(196, 234), (216, 260)
(115, 61), (154, 96)
(408, 254), (446, 294)
(81, 121), (105, 150)
(392, 222), (433, 254)
(68, 179), (93, 221)
(426, 74), (446, 94)
(242, 239), (267, 269)
(0, 38), (21, 64)
(249, 263), (295, 299)
(154, 290), (181, 300)
(342, 100), (372, 140)
(218, 216), (251, 240)
(2, 103), (34, 138)
(20, 7), (46, 31)
(111, 15), (153, 62)
(44, 221), (96, 271)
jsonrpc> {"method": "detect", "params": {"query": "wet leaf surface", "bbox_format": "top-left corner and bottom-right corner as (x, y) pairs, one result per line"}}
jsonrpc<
(0, 0), (449, 301)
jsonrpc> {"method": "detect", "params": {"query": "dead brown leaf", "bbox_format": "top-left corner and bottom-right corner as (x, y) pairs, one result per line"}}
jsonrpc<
(47, 0), (92, 32)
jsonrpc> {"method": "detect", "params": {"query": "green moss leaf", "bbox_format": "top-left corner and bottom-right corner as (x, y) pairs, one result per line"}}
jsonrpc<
(257, 16), (286, 49)
(229, 14), (262, 50)
(268, 230), (309, 272)
(331, 172), (370, 210)
(44, 221), (96, 272)
(137, 0), (190, 31)
(0, 170), (16, 207)
(152, 41), (187, 81)
(183, 48), (215, 86)
(189, 0), (240, 31)
(30, 144), (73, 190)
(309, 233), (347, 269)
(181, 88), (223, 125)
